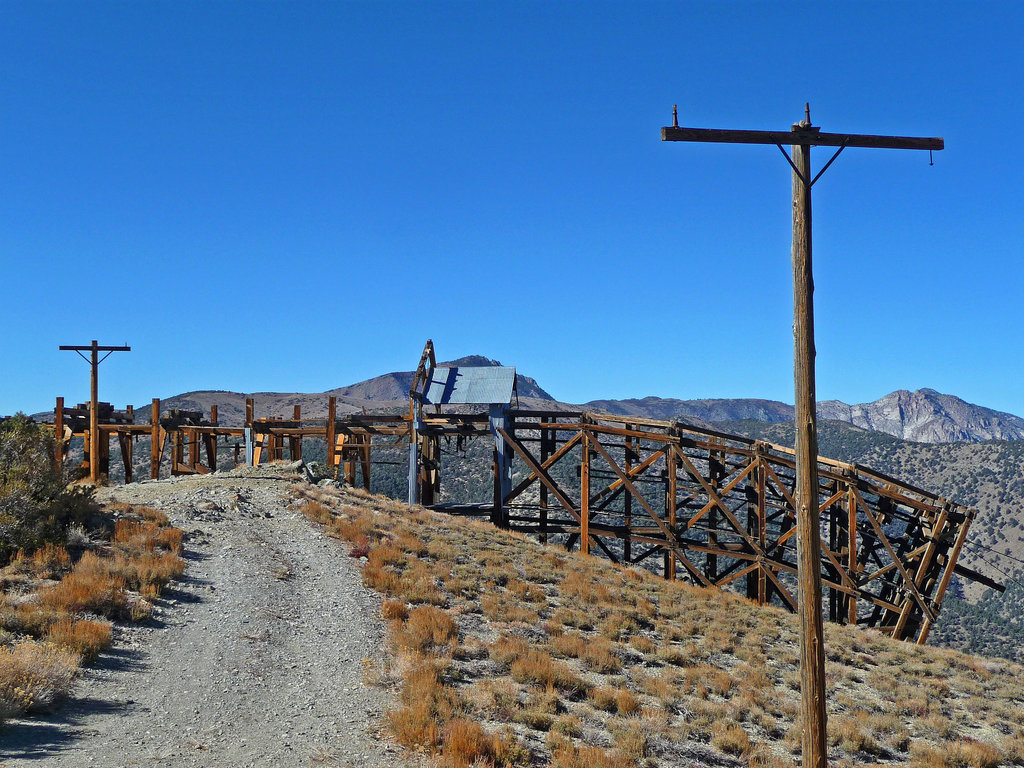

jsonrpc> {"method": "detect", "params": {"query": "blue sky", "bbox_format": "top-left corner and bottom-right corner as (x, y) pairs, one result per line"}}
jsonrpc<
(3, 1), (1023, 416)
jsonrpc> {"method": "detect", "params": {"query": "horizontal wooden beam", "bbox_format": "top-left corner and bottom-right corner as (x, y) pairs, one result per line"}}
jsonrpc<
(661, 126), (944, 151)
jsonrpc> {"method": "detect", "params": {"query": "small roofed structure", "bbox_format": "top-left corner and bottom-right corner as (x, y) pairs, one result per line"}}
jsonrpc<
(407, 340), (517, 512)
(422, 365), (517, 407)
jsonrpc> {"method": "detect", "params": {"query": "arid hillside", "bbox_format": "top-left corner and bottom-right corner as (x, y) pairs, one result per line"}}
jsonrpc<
(297, 479), (1024, 768)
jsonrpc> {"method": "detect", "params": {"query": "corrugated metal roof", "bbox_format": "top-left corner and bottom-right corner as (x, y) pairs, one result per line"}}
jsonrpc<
(423, 366), (516, 405)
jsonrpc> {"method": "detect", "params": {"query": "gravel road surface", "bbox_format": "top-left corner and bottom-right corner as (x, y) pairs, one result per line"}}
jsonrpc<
(0, 464), (407, 768)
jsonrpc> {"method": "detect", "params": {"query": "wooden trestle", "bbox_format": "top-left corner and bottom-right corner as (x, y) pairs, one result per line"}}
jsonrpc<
(48, 397), (984, 644)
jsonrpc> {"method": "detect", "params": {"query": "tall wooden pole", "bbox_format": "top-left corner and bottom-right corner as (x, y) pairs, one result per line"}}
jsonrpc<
(661, 107), (942, 768)
(59, 340), (130, 484)
(791, 113), (827, 768)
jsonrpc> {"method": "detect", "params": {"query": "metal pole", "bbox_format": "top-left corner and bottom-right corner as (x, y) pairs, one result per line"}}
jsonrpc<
(791, 112), (827, 768)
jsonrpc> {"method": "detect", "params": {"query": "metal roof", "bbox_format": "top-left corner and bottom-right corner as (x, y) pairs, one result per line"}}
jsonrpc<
(422, 366), (516, 405)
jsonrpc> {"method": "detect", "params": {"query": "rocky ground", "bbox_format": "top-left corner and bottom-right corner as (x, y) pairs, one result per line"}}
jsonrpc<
(0, 463), (410, 768)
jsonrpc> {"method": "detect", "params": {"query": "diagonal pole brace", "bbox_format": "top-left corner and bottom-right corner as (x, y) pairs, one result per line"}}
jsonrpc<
(776, 143), (810, 188)
(810, 140), (848, 187)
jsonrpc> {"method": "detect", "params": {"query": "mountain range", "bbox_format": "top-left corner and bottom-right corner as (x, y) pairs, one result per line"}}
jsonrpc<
(127, 356), (1024, 445)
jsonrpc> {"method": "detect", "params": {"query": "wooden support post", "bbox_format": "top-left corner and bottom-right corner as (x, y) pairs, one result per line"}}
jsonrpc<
(757, 456), (768, 602)
(359, 433), (371, 491)
(98, 425), (110, 479)
(492, 446), (501, 524)
(208, 406), (218, 472)
(150, 399), (161, 479)
(744, 454), (759, 600)
(54, 397), (64, 478)
(205, 433), (217, 472)
(623, 427), (633, 564)
(189, 427), (199, 471)
(291, 405), (302, 461)
(708, 445), (721, 581)
(792, 125), (827, 768)
(58, 341), (130, 483)
(489, 404), (512, 528)
(326, 397), (337, 471)
(539, 425), (551, 544)
(171, 429), (181, 474)
(346, 435), (357, 486)
(829, 481), (840, 622)
(245, 398), (254, 429)
(662, 107), (943, 768)
(665, 437), (677, 580)
(917, 508), (973, 644)
(580, 430), (591, 555)
(848, 486), (858, 625)
(118, 432), (133, 483)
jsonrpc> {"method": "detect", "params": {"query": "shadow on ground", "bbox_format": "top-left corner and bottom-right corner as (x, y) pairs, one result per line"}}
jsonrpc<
(0, 696), (135, 759)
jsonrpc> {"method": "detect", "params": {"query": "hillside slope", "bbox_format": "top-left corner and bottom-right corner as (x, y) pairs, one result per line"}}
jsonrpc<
(297, 480), (1024, 768)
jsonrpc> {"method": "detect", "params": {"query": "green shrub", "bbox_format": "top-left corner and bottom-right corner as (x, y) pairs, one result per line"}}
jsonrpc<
(0, 416), (98, 564)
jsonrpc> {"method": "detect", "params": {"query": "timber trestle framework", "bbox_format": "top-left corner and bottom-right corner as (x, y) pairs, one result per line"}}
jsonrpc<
(44, 343), (991, 645)
(475, 410), (982, 644)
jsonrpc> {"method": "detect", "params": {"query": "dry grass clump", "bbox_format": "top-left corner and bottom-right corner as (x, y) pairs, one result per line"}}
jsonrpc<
(44, 616), (112, 662)
(587, 685), (641, 717)
(301, 500), (335, 526)
(910, 739), (1004, 768)
(481, 593), (542, 624)
(5, 543), (73, 581)
(0, 598), (67, 636)
(40, 562), (127, 617)
(510, 650), (587, 696)
(711, 721), (754, 756)
(547, 733), (634, 768)
(382, 599), (409, 621)
(549, 627), (622, 675)
(0, 641), (79, 715)
(440, 718), (521, 768)
(1, 500), (186, 724)
(387, 660), (461, 750)
(393, 605), (458, 653)
(113, 519), (183, 556)
(135, 506), (170, 526)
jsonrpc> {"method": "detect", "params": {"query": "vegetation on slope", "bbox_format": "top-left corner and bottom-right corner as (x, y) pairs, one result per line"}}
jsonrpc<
(294, 483), (1024, 768)
(0, 417), (186, 723)
(0, 415), (98, 562)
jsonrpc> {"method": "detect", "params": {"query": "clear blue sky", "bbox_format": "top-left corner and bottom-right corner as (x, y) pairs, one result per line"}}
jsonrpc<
(3, 1), (1023, 416)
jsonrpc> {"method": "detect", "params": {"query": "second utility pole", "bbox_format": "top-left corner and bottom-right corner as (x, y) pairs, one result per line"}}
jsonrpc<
(58, 340), (131, 483)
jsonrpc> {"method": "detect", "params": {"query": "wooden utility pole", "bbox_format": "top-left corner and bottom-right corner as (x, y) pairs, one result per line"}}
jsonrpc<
(58, 340), (131, 483)
(662, 105), (942, 768)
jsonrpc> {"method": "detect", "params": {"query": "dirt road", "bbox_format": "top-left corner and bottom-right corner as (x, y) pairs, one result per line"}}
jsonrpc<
(0, 465), (406, 768)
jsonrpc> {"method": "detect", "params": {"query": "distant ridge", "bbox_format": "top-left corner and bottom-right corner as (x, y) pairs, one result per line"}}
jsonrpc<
(585, 388), (1024, 444)
(817, 388), (1024, 443)
(31, 354), (1024, 444)
(583, 396), (793, 424)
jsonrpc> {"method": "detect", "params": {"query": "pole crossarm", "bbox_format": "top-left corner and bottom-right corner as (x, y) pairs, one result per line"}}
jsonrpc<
(58, 345), (132, 352)
(661, 126), (944, 151)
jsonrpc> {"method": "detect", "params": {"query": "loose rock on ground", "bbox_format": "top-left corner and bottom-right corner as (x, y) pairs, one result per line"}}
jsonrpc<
(0, 463), (409, 768)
